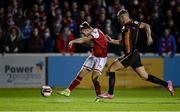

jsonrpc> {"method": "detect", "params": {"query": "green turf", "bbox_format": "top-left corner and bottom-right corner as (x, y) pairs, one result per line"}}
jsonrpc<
(0, 87), (180, 111)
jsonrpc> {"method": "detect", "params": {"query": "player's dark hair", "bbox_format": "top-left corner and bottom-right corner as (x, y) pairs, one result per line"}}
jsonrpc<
(79, 21), (91, 30)
(117, 9), (129, 17)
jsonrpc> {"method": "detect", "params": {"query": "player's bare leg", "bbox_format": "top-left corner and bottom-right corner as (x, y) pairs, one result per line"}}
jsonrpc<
(133, 66), (148, 80)
(58, 68), (90, 96)
(92, 71), (101, 96)
(98, 59), (124, 99)
(134, 66), (174, 96)
(92, 71), (104, 102)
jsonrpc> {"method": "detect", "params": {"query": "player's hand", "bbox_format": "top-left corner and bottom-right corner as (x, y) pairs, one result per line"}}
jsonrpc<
(68, 41), (74, 48)
(147, 36), (153, 46)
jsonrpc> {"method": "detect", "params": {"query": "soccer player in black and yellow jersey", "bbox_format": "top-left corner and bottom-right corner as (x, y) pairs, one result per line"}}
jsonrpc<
(98, 9), (174, 99)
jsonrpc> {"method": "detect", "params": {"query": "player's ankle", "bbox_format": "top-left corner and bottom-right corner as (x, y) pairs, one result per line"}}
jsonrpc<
(66, 88), (71, 92)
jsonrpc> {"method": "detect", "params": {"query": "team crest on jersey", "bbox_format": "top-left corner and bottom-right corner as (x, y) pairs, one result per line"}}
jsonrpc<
(134, 21), (139, 24)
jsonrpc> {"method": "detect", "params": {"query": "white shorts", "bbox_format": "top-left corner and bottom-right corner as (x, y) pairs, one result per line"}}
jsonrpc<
(82, 55), (107, 74)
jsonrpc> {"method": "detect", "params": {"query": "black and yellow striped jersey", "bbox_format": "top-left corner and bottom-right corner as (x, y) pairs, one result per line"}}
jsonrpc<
(121, 20), (140, 55)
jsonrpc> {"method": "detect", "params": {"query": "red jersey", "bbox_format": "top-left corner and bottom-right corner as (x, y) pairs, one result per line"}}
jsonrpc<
(90, 28), (107, 57)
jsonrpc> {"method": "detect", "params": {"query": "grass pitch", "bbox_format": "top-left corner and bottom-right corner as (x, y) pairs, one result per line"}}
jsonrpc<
(0, 87), (180, 111)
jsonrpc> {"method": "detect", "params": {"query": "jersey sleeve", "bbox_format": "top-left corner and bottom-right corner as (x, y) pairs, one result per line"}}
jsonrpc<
(91, 29), (99, 39)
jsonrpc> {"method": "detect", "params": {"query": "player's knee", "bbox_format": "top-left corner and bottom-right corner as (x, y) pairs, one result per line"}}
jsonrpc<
(91, 76), (98, 83)
(91, 73), (99, 82)
(139, 73), (148, 80)
(140, 76), (147, 80)
(80, 68), (89, 74)
(78, 69), (89, 78)
(108, 66), (116, 72)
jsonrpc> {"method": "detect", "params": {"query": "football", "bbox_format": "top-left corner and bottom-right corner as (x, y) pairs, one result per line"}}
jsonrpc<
(41, 85), (52, 97)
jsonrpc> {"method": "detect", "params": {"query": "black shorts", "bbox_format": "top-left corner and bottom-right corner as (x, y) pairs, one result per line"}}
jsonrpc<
(118, 51), (142, 69)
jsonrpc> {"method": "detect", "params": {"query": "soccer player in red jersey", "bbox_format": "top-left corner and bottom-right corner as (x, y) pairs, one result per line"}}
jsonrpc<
(58, 21), (107, 98)
(98, 9), (174, 99)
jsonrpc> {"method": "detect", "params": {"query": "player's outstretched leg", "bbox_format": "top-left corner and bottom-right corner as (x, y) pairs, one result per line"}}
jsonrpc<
(92, 72), (101, 96)
(57, 75), (82, 97)
(134, 66), (175, 96)
(92, 71), (105, 102)
(58, 68), (89, 97)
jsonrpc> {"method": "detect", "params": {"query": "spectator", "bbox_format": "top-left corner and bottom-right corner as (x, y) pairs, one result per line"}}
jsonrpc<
(13, 7), (23, 27)
(110, 0), (124, 18)
(52, 8), (63, 35)
(38, 4), (47, 20)
(83, 4), (90, 16)
(62, 0), (70, 13)
(71, 2), (79, 21)
(20, 18), (33, 52)
(21, 18), (33, 40)
(63, 10), (72, 27)
(56, 27), (75, 54)
(42, 28), (55, 52)
(2, 13), (15, 34)
(96, 13), (106, 32)
(159, 28), (176, 58)
(4, 26), (21, 53)
(77, 10), (85, 25)
(26, 28), (43, 53)
(47, 6), (62, 38)
(85, 15), (94, 27)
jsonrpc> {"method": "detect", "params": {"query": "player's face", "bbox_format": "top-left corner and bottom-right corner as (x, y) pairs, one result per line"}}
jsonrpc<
(118, 14), (129, 25)
(81, 28), (91, 36)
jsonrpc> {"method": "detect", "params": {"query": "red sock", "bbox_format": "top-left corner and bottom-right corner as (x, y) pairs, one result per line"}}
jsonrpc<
(68, 76), (82, 91)
(93, 81), (101, 96)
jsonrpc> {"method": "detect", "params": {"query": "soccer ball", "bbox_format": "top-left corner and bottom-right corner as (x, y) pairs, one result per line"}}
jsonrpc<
(41, 85), (52, 97)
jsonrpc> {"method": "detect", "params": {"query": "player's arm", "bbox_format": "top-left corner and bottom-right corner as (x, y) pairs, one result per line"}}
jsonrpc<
(139, 22), (153, 46)
(68, 35), (92, 47)
(105, 34), (122, 45)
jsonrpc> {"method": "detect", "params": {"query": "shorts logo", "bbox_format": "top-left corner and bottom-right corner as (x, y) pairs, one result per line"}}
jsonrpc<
(98, 65), (102, 68)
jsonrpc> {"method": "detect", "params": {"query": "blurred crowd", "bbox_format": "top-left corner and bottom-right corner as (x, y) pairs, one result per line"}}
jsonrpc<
(0, 0), (179, 56)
